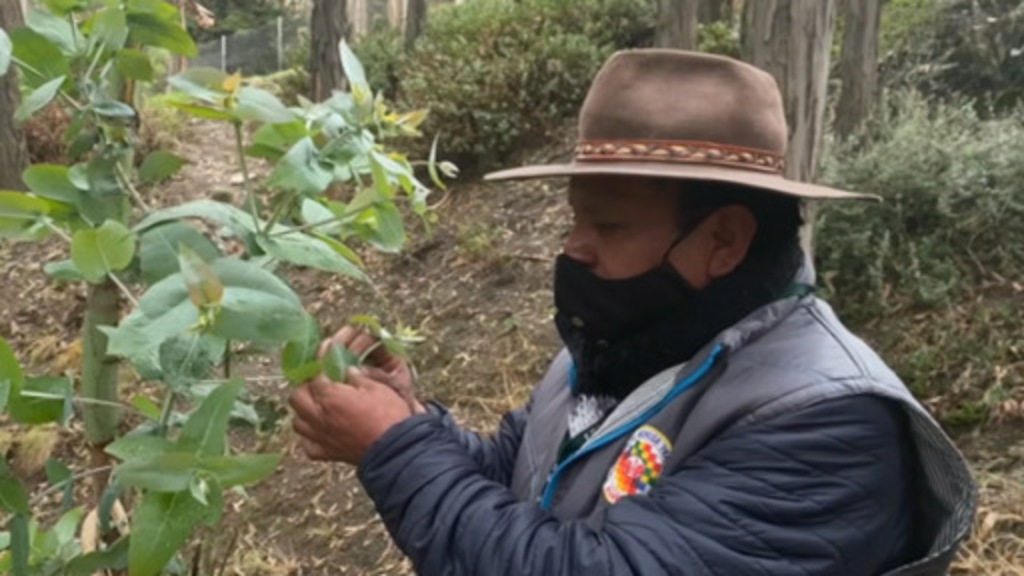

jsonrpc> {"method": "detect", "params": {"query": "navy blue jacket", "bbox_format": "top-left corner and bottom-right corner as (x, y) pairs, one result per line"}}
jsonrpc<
(357, 394), (915, 575)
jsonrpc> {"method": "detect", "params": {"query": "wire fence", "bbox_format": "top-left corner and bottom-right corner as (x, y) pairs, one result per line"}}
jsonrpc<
(191, 15), (309, 76)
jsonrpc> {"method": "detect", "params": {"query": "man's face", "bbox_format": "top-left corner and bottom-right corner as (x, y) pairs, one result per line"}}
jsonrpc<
(564, 175), (756, 287)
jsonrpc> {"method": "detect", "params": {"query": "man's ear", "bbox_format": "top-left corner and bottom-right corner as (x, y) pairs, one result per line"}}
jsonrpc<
(705, 205), (757, 279)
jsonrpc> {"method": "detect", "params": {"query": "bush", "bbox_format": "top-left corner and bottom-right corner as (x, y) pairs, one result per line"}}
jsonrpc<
(816, 92), (1024, 422)
(352, 22), (405, 101)
(394, 0), (655, 170)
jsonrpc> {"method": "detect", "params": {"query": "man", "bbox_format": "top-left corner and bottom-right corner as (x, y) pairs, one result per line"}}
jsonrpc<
(289, 50), (976, 575)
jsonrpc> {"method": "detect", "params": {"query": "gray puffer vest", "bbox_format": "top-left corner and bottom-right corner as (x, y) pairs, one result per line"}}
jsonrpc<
(509, 288), (976, 575)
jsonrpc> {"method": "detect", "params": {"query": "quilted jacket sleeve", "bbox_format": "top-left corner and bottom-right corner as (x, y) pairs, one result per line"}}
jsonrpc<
(425, 401), (528, 485)
(357, 394), (915, 576)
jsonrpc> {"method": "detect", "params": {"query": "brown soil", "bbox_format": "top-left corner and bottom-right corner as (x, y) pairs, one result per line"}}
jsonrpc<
(1, 118), (1022, 575)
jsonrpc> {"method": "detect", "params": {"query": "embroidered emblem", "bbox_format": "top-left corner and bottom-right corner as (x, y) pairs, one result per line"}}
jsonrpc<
(603, 425), (673, 504)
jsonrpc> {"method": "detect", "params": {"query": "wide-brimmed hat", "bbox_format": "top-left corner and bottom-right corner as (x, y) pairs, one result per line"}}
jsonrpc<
(484, 49), (876, 201)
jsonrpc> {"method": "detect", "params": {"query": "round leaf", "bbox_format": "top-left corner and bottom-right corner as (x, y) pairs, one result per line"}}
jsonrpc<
(139, 151), (187, 186)
(70, 220), (137, 283)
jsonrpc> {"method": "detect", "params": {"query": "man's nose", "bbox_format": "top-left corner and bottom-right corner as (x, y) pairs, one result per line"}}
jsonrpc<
(563, 228), (597, 266)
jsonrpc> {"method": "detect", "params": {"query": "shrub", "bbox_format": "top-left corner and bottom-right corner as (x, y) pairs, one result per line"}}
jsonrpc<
(352, 22), (405, 101)
(395, 0), (655, 170)
(816, 92), (1024, 422)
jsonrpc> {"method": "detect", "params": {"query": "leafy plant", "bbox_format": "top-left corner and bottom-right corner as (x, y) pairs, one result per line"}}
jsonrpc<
(0, 1), (451, 574)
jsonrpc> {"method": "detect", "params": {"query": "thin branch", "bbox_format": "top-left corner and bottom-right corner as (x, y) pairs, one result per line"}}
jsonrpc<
(107, 273), (140, 307)
(158, 391), (177, 432)
(43, 220), (73, 243)
(115, 162), (152, 213)
(233, 122), (261, 231)
(30, 466), (114, 506)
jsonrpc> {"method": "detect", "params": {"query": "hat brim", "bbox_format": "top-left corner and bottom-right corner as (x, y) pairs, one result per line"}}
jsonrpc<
(483, 161), (879, 202)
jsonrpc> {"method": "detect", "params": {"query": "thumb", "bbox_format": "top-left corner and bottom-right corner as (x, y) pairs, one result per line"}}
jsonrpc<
(346, 366), (385, 389)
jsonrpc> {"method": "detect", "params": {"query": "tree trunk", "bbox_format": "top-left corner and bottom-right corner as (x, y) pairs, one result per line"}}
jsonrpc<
(404, 0), (426, 50)
(700, 0), (732, 23)
(741, 0), (837, 259)
(656, 0), (700, 50)
(0, 0), (28, 190)
(834, 0), (882, 140)
(310, 0), (349, 101)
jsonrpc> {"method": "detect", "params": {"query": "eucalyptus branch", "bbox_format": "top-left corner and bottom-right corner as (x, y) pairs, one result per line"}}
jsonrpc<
(107, 273), (140, 307)
(43, 220), (73, 243)
(30, 466), (114, 507)
(158, 390), (177, 432)
(115, 162), (152, 212)
(233, 122), (260, 231)
(261, 197), (293, 236)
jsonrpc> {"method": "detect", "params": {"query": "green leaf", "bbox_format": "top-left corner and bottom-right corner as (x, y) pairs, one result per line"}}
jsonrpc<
(256, 232), (366, 280)
(139, 151), (187, 186)
(70, 220), (137, 283)
(0, 29), (11, 77)
(168, 102), (236, 121)
(300, 199), (341, 235)
(65, 536), (129, 575)
(314, 232), (364, 269)
(103, 277), (200, 362)
(44, 0), (85, 14)
(367, 202), (405, 253)
(135, 199), (259, 238)
(167, 67), (227, 103)
(199, 454), (282, 488)
(129, 489), (217, 576)
(138, 222), (220, 286)
(235, 87), (294, 124)
(177, 379), (242, 456)
(106, 434), (175, 462)
(115, 452), (197, 492)
(127, 11), (197, 57)
(246, 121), (307, 161)
(26, 9), (78, 55)
(267, 137), (333, 195)
(339, 39), (368, 92)
(0, 474), (29, 515)
(323, 343), (359, 383)
(0, 336), (25, 404)
(9, 515), (28, 576)
(10, 28), (68, 89)
(188, 475), (208, 506)
(91, 6), (129, 51)
(157, 332), (224, 388)
(282, 313), (322, 384)
(15, 75), (65, 123)
(22, 163), (84, 206)
(0, 191), (74, 238)
(50, 506), (83, 547)
(43, 260), (86, 282)
(44, 458), (73, 511)
(131, 395), (162, 421)
(0, 379), (9, 415)
(93, 99), (136, 118)
(114, 49), (154, 82)
(208, 259), (307, 343)
(8, 376), (72, 425)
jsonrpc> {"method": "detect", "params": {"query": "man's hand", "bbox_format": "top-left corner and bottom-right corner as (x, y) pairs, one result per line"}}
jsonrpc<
(289, 368), (414, 465)
(320, 326), (426, 414)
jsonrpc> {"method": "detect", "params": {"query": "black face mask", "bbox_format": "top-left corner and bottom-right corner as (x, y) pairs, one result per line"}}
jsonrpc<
(552, 253), (696, 345)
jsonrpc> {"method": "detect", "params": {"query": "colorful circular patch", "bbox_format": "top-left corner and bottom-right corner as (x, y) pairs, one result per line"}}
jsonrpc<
(603, 425), (673, 504)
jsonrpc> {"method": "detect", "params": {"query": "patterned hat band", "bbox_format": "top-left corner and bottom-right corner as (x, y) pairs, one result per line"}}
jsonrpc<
(575, 139), (786, 174)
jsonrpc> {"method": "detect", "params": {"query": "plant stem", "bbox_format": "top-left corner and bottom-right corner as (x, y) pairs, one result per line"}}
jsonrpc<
(233, 122), (260, 231)
(115, 162), (152, 213)
(261, 197), (292, 236)
(107, 273), (139, 307)
(44, 220), (72, 243)
(158, 390), (177, 433)
(82, 279), (122, 446)
(224, 340), (232, 378)
(30, 466), (114, 507)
